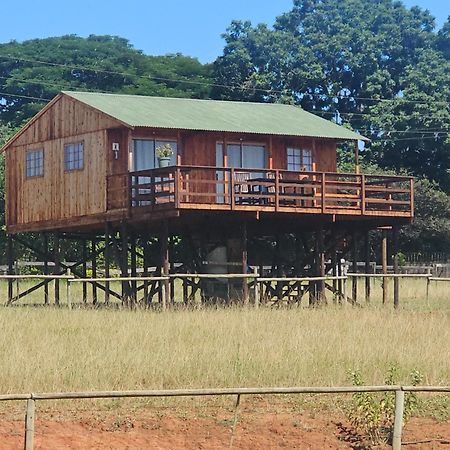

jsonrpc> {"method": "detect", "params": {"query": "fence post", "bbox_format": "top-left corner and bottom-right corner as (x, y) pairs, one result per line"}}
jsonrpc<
(228, 393), (241, 450)
(392, 389), (405, 450)
(342, 276), (348, 305)
(253, 268), (259, 308)
(24, 397), (35, 450)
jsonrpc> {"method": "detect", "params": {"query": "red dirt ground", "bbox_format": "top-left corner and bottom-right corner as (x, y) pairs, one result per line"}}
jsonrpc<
(0, 408), (448, 449)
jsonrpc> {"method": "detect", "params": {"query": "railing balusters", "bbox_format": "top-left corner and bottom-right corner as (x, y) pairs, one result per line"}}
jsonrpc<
(115, 166), (413, 218)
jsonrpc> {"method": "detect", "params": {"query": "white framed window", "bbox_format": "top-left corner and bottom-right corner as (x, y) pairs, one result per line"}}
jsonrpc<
(287, 148), (312, 171)
(64, 142), (84, 171)
(25, 149), (44, 178)
(132, 139), (177, 171)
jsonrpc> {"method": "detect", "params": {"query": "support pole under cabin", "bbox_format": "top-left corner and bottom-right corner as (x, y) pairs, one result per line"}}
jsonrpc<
(242, 221), (249, 305)
(392, 226), (400, 309)
(381, 229), (388, 305)
(43, 233), (49, 305)
(364, 231), (371, 302)
(92, 238), (98, 306)
(82, 238), (87, 303)
(352, 231), (358, 304)
(6, 235), (14, 305)
(130, 233), (137, 307)
(54, 234), (61, 306)
(104, 223), (111, 305)
(143, 238), (150, 306)
(317, 227), (326, 303)
(160, 222), (170, 310)
(120, 222), (130, 307)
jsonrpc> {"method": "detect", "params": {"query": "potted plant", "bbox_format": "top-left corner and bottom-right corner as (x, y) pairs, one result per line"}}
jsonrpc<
(156, 143), (174, 168)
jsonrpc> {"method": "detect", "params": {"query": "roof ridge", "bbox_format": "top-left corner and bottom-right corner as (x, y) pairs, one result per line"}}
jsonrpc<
(62, 90), (297, 108)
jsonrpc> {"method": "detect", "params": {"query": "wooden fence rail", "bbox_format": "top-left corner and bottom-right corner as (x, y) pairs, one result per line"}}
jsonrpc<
(0, 385), (447, 450)
(1, 273), (449, 308)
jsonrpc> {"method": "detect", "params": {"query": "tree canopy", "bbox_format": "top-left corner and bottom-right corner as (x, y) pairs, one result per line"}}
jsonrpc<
(212, 0), (450, 192)
(0, 1), (450, 255)
(0, 35), (212, 126)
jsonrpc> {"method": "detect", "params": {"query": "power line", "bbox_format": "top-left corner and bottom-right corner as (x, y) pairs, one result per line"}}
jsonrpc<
(1, 54), (449, 107)
(0, 91), (51, 102)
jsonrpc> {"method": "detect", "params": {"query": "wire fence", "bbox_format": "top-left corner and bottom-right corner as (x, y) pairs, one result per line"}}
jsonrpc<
(0, 385), (448, 450)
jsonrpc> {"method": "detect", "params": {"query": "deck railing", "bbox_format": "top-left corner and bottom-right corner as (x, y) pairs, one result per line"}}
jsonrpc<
(107, 166), (414, 217)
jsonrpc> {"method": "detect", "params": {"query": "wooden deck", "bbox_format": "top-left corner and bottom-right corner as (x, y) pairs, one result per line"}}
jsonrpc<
(107, 166), (414, 220)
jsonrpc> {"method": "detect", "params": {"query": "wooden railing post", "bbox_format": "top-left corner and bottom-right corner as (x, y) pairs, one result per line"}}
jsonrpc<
(127, 173), (133, 217)
(409, 178), (414, 216)
(174, 167), (180, 208)
(230, 168), (235, 209)
(361, 174), (366, 215)
(275, 170), (280, 211)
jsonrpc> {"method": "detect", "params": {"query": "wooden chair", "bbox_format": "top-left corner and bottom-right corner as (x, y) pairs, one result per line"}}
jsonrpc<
(234, 171), (250, 204)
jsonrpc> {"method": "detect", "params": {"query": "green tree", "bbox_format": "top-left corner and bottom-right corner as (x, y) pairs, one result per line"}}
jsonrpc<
(0, 35), (212, 126)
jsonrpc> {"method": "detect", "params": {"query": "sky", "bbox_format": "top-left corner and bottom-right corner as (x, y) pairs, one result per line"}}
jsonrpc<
(0, 0), (448, 63)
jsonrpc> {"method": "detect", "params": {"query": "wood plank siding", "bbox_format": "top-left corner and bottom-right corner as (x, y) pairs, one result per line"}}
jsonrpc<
(3, 92), (411, 234)
(6, 95), (124, 230)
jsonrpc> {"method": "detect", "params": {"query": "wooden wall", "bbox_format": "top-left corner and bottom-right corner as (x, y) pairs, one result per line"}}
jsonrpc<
(5, 95), (339, 232)
(6, 95), (123, 230)
(130, 129), (337, 172)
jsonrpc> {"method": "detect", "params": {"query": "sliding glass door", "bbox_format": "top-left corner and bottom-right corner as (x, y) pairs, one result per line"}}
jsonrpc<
(215, 142), (268, 203)
(132, 139), (177, 171)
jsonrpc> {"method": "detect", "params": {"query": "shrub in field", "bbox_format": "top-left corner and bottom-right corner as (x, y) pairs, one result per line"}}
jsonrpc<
(346, 366), (423, 446)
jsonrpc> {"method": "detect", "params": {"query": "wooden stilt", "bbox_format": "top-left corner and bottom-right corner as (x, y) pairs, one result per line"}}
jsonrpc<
(337, 252), (343, 303)
(160, 222), (170, 310)
(352, 231), (358, 304)
(82, 239), (87, 303)
(43, 233), (49, 305)
(317, 227), (326, 304)
(143, 238), (150, 306)
(92, 238), (98, 306)
(6, 235), (14, 305)
(120, 222), (129, 307)
(104, 223), (111, 305)
(309, 237), (317, 306)
(331, 248), (337, 303)
(242, 221), (249, 305)
(364, 231), (371, 303)
(393, 226), (400, 309)
(381, 230), (388, 304)
(54, 234), (60, 306)
(130, 233), (137, 307)
(169, 237), (175, 305)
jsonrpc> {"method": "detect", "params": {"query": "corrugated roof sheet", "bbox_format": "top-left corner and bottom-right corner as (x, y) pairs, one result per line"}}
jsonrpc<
(63, 91), (368, 141)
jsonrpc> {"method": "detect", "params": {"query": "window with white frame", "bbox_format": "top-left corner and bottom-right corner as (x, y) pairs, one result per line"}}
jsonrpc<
(25, 149), (44, 177)
(287, 148), (312, 171)
(64, 142), (84, 171)
(132, 139), (177, 171)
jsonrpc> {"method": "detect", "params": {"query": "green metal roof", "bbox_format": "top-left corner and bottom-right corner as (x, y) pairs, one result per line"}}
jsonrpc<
(64, 91), (368, 141)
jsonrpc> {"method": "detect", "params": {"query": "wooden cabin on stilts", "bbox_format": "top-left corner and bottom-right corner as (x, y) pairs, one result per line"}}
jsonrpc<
(1, 92), (414, 307)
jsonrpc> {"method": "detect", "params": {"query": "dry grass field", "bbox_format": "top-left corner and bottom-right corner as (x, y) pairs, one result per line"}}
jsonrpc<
(0, 279), (448, 395)
(0, 278), (448, 448)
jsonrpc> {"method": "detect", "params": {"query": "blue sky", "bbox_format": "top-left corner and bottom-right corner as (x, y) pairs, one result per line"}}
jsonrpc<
(0, 0), (448, 63)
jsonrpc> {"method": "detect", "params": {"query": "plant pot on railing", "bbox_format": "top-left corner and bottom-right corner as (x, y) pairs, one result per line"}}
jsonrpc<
(157, 157), (171, 168)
